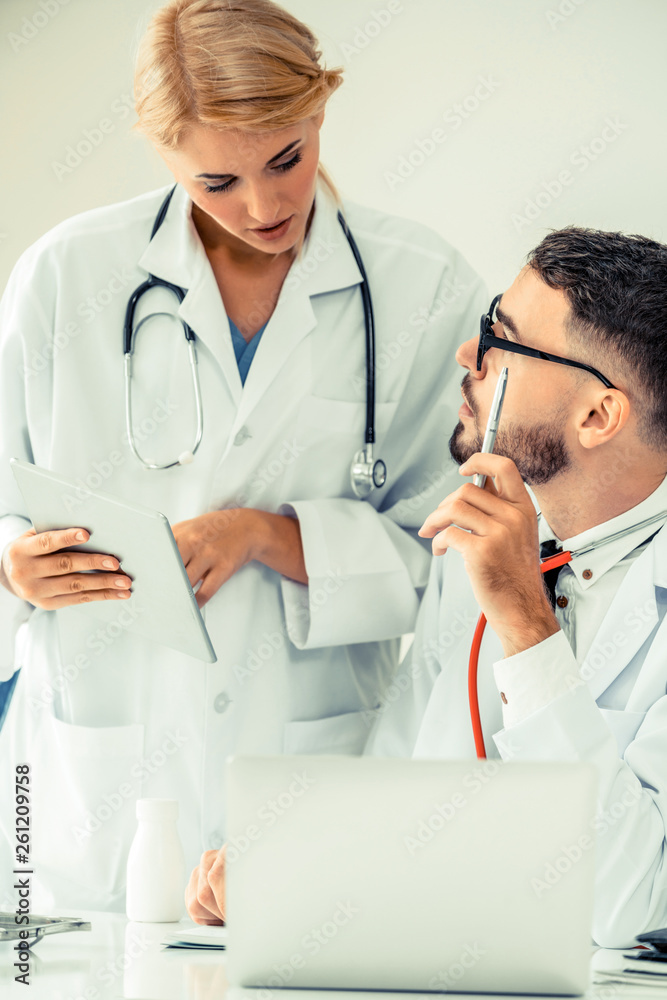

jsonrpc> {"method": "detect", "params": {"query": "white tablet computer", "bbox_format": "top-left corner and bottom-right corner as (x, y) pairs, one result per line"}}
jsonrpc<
(10, 459), (216, 663)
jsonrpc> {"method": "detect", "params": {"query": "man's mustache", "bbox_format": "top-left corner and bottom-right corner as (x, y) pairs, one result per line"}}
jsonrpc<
(460, 374), (477, 416)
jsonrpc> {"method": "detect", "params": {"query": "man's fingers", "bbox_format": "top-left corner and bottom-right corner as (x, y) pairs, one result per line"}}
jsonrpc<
(459, 454), (529, 504)
(195, 854), (225, 923)
(419, 484), (507, 538)
(420, 500), (492, 542)
(185, 865), (224, 925)
(206, 846), (227, 922)
(431, 523), (478, 558)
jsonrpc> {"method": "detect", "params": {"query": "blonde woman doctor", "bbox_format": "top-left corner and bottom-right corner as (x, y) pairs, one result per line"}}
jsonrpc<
(0, 0), (486, 912)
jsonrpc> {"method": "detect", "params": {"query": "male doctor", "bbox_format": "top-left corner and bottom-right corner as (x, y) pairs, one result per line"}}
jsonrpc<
(184, 226), (667, 937)
(367, 226), (667, 949)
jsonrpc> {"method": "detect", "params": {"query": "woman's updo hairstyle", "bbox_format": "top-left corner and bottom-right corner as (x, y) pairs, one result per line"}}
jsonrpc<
(133, 0), (343, 196)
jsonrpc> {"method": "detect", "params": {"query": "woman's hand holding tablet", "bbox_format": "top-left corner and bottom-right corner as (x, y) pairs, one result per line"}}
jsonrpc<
(0, 526), (132, 609)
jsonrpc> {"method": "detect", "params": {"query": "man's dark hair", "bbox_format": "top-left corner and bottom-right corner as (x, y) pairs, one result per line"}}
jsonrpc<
(527, 227), (667, 449)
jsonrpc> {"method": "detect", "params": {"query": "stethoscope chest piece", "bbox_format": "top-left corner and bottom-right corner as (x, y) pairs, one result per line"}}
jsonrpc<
(350, 444), (387, 498)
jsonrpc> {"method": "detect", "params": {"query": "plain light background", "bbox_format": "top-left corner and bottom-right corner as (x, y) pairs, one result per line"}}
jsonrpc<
(1, 0), (666, 295)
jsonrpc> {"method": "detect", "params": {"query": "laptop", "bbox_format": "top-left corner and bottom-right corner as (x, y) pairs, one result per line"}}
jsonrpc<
(226, 755), (597, 996)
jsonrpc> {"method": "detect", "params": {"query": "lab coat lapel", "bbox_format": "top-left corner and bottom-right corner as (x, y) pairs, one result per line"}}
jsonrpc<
(178, 258), (243, 405)
(582, 537), (661, 702)
(624, 529), (667, 710)
(136, 185), (242, 407)
(229, 186), (364, 435)
(230, 287), (317, 436)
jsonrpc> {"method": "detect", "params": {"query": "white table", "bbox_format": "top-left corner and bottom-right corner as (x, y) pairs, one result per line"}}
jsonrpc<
(0, 908), (655, 999)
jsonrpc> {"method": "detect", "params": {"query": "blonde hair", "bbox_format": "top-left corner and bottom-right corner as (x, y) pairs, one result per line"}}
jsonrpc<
(133, 0), (343, 200)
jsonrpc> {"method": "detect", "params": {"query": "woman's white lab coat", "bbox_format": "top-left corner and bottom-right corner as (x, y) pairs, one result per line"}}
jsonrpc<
(0, 181), (486, 911)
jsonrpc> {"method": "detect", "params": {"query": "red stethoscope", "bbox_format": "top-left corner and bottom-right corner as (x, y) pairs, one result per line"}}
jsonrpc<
(468, 512), (667, 758)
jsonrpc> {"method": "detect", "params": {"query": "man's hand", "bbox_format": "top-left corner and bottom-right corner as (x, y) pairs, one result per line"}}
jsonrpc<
(172, 508), (307, 608)
(418, 454), (560, 657)
(185, 845), (226, 924)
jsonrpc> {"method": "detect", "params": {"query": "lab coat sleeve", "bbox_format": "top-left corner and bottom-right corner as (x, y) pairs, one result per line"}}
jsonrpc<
(492, 629), (577, 727)
(492, 631), (667, 948)
(279, 264), (488, 650)
(0, 248), (47, 679)
(364, 554), (445, 756)
(279, 497), (430, 648)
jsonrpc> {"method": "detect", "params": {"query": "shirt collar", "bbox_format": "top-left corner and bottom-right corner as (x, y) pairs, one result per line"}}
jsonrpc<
(539, 475), (667, 590)
(285, 182), (364, 297)
(137, 183), (203, 290)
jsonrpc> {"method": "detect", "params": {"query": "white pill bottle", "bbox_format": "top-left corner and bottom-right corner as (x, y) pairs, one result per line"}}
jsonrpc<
(126, 798), (186, 922)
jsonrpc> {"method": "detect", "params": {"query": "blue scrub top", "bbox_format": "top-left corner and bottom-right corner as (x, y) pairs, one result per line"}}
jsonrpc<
(229, 318), (267, 385)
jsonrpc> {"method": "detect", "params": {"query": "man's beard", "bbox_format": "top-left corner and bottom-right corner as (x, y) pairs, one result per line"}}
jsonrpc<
(449, 379), (571, 486)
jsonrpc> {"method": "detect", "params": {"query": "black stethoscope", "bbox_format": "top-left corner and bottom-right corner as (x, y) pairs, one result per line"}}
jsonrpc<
(123, 184), (386, 498)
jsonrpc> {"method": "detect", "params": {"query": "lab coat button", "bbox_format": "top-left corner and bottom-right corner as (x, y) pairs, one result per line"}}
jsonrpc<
(214, 691), (232, 714)
(233, 426), (251, 446)
(583, 569), (593, 580)
(556, 595), (569, 608)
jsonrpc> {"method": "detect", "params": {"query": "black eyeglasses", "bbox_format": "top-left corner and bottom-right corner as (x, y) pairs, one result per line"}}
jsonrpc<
(478, 294), (617, 389)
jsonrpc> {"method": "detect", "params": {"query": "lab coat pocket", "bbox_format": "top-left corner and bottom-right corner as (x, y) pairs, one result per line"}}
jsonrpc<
(598, 707), (646, 757)
(32, 712), (145, 901)
(283, 706), (378, 756)
(286, 395), (398, 498)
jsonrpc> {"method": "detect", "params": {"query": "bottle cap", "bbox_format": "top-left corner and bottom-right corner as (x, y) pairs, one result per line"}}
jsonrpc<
(136, 798), (179, 821)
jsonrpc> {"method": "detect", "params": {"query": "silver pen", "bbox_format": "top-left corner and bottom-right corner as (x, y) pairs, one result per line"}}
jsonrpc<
(473, 367), (509, 489)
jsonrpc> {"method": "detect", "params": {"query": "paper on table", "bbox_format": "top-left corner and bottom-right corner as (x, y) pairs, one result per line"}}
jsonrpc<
(592, 947), (667, 989)
(162, 925), (227, 950)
